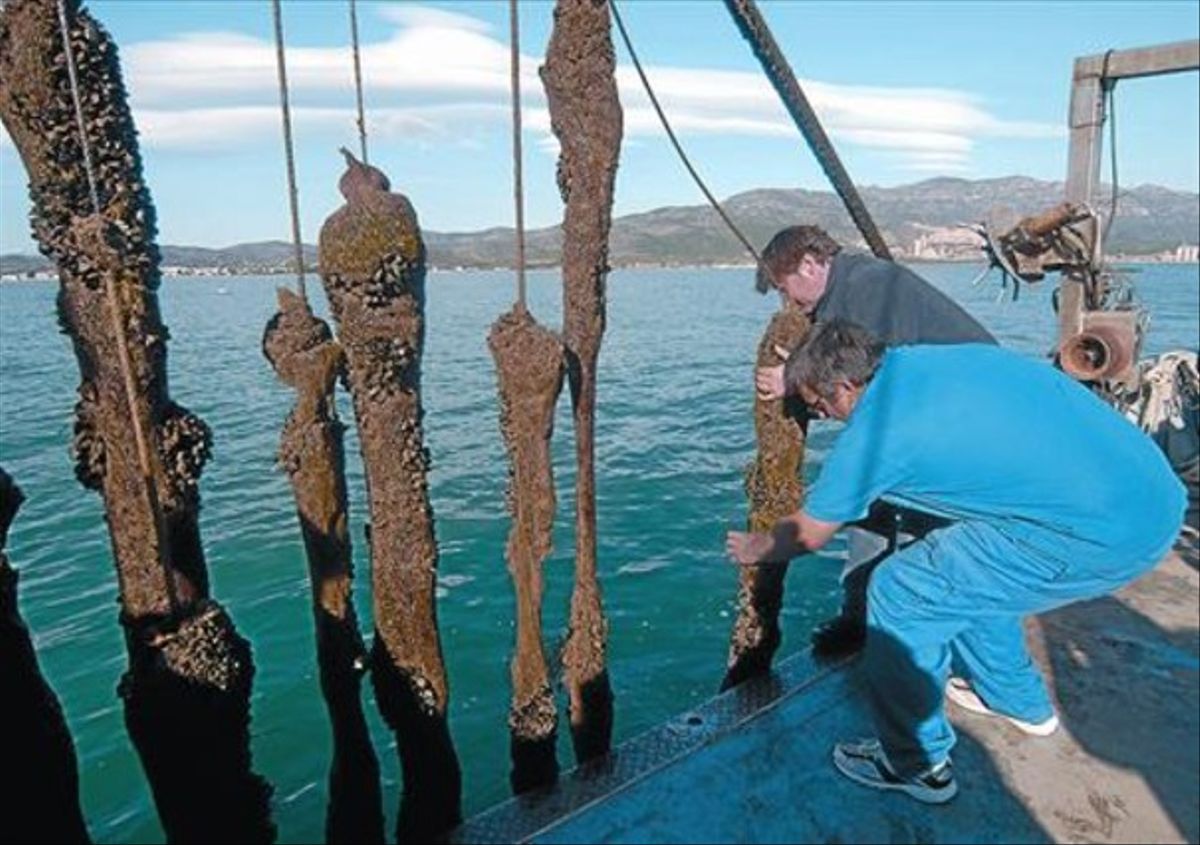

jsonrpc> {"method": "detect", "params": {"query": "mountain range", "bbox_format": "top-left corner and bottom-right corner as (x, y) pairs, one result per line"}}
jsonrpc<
(2, 176), (1196, 276)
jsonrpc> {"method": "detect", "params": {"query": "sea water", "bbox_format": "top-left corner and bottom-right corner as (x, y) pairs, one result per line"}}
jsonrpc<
(0, 263), (1196, 842)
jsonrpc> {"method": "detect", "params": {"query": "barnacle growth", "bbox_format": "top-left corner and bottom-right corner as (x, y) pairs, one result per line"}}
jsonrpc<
(263, 288), (383, 843)
(722, 304), (810, 690)
(489, 305), (565, 792)
(0, 1), (273, 839)
(540, 0), (624, 764)
(318, 149), (461, 840)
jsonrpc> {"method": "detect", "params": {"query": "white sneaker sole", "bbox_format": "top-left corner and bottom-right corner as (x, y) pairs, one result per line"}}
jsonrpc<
(946, 678), (1059, 737)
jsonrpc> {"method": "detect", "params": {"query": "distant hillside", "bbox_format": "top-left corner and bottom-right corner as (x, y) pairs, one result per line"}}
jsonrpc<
(158, 241), (319, 270)
(3, 176), (1196, 276)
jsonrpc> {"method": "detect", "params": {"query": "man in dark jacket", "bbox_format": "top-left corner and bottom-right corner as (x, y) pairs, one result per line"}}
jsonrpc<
(753, 225), (995, 656)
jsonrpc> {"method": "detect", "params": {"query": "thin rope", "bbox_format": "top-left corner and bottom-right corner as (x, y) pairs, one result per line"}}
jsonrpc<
(509, 0), (527, 308)
(609, 0), (760, 265)
(1092, 49), (1122, 313)
(55, 0), (100, 213)
(1101, 50), (1120, 246)
(348, 0), (369, 164)
(56, 0), (179, 616)
(271, 0), (307, 300)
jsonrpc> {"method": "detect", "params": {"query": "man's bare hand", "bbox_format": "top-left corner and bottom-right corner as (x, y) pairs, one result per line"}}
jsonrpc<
(725, 530), (775, 566)
(755, 344), (793, 401)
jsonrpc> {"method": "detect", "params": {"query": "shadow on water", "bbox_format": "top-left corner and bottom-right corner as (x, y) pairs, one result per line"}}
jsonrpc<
(1039, 593), (1200, 842)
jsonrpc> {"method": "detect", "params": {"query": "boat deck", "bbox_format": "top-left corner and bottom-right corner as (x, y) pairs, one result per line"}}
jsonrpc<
(454, 548), (1199, 844)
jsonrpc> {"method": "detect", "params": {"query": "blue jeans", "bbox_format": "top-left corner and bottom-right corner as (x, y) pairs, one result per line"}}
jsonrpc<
(862, 520), (1170, 776)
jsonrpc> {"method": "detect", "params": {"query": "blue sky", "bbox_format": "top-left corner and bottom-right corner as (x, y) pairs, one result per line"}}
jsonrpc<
(1, 0), (1198, 253)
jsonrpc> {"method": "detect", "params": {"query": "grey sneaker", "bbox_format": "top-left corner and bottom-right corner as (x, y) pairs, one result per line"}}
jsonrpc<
(833, 738), (958, 804)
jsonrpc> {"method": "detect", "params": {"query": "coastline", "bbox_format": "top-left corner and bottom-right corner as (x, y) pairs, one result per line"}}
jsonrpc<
(3, 254), (1198, 283)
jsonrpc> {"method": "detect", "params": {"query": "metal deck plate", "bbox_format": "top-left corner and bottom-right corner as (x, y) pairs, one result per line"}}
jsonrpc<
(451, 650), (850, 844)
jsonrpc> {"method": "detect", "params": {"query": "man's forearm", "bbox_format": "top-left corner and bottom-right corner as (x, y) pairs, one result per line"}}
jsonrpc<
(764, 516), (807, 561)
(770, 510), (841, 559)
(726, 511), (841, 567)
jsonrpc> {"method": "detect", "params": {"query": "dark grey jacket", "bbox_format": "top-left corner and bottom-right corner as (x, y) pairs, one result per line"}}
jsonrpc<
(813, 252), (996, 346)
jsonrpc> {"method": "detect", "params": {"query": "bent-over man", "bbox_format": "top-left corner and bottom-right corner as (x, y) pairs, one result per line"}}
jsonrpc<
(727, 320), (1185, 802)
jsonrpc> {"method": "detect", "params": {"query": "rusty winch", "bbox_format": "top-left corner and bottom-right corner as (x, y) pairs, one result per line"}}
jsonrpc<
(973, 201), (1144, 387)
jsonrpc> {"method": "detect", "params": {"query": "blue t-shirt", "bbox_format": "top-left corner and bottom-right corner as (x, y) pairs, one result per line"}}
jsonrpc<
(805, 345), (1186, 564)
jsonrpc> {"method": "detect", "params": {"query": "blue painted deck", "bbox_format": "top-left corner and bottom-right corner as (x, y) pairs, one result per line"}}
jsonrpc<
(454, 550), (1199, 844)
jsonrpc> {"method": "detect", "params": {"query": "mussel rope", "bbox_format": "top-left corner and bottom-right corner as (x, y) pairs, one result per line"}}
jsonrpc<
(349, 0), (369, 164)
(610, 0), (761, 266)
(509, 0), (527, 307)
(55, 0), (180, 616)
(270, 0), (308, 300)
(723, 0), (892, 261)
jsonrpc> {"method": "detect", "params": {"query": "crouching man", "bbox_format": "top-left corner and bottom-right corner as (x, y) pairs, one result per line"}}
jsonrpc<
(726, 319), (1186, 803)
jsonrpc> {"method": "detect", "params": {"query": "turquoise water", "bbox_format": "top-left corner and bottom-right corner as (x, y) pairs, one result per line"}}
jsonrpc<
(0, 263), (1196, 842)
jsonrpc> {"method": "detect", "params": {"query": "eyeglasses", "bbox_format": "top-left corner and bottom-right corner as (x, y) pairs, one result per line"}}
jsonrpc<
(802, 380), (856, 420)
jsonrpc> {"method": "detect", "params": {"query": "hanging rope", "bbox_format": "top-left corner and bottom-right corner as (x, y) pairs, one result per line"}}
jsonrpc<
(348, 0), (369, 164)
(56, 1), (100, 213)
(610, 0), (760, 265)
(509, 0), (528, 307)
(1100, 50), (1120, 245)
(55, 0), (179, 615)
(271, 0), (308, 300)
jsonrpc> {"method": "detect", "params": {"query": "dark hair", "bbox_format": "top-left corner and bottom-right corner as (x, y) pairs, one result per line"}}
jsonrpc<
(755, 225), (841, 294)
(784, 319), (884, 400)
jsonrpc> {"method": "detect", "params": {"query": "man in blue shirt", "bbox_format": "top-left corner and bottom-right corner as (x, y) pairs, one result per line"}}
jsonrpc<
(726, 320), (1186, 803)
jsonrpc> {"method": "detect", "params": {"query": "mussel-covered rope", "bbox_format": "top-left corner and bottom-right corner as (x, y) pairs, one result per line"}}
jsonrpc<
(610, 0), (761, 266)
(509, 0), (528, 307)
(723, 0), (892, 261)
(55, 0), (180, 616)
(349, 0), (369, 164)
(270, 0), (308, 300)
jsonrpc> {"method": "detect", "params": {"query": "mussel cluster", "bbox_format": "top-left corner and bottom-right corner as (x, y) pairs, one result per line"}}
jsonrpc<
(351, 336), (417, 402)
(156, 602), (247, 692)
(393, 416), (432, 480)
(6, 2), (158, 294)
(71, 385), (104, 490)
(508, 684), (557, 742)
(158, 403), (212, 511)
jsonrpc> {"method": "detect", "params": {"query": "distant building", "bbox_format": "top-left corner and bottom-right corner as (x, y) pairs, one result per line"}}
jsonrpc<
(1174, 244), (1199, 262)
(909, 226), (985, 261)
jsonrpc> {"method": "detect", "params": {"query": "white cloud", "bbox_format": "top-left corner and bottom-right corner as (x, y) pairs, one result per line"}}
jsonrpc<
(373, 4), (493, 36)
(108, 3), (1060, 176)
(134, 104), (507, 150)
